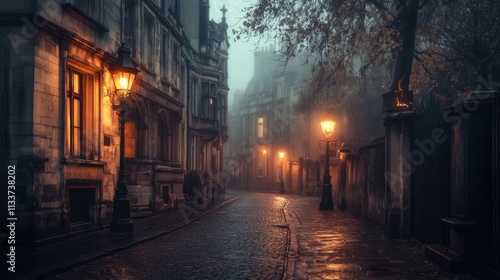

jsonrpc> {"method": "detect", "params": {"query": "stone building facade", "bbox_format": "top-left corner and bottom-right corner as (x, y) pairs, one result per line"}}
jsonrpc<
(0, 0), (228, 244)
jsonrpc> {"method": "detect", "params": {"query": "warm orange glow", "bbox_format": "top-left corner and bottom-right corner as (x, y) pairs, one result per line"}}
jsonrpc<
(263, 149), (267, 155)
(112, 71), (136, 100)
(320, 120), (336, 139)
(119, 76), (128, 90)
(279, 152), (285, 159)
(396, 77), (409, 108)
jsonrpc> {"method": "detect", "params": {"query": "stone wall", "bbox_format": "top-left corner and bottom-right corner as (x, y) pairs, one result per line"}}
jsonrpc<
(333, 139), (386, 227)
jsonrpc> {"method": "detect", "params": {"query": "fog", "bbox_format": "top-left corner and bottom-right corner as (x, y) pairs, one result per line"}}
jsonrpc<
(210, 0), (260, 108)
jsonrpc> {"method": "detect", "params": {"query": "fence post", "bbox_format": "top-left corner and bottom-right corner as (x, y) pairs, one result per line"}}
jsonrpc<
(384, 113), (414, 239)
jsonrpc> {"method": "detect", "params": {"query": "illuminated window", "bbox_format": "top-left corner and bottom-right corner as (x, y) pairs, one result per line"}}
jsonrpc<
(257, 117), (264, 138)
(65, 65), (100, 161)
(66, 69), (84, 156)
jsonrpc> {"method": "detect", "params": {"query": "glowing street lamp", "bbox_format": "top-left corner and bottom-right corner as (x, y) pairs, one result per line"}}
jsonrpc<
(110, 44), (139, 99)
(319, 120), (336, 210)
(279, 151), (285, 194)
(110, 43), (139, 232)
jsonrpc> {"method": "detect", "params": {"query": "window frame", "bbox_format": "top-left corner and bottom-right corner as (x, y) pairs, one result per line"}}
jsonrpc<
(66, 68), (85, 157)
(257, 117), (265, 138)
(161, 31), (169, 80)
(143, 11), (155, 70)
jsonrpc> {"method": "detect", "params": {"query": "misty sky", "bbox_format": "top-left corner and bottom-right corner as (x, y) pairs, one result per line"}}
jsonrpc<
(210, 0), (263, 105)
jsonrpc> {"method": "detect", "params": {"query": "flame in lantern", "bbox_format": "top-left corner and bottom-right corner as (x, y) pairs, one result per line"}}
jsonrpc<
(395, 77), (409, 108)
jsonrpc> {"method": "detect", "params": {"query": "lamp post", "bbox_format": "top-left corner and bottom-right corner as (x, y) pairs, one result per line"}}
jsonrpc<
(319, 120), (336, 210)
(263, 149), (267, 178)
(110, 43), (139, 232)
(279, 151), (285, 194)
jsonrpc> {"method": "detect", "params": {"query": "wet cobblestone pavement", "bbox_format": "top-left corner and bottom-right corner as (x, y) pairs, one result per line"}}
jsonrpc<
(48, 192), (289, 280)
(284, 195), (493, 280)
(19, 190), (497, 279)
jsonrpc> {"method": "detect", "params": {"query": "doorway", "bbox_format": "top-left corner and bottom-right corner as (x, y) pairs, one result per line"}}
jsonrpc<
(68, 187), (96, 225)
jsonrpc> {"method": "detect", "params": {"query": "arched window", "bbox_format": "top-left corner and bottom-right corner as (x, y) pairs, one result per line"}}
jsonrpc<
(124, 100), (148, 159)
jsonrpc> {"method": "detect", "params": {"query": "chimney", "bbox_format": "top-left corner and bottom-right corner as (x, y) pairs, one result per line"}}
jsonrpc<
(200, 0), (210, 45)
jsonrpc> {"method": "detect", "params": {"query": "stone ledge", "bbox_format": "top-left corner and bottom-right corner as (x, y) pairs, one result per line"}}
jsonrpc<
(424, 245), (466, 272)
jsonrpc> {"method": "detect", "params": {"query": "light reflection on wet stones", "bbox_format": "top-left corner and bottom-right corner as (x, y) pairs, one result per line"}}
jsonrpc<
(48, 193), (289, 280)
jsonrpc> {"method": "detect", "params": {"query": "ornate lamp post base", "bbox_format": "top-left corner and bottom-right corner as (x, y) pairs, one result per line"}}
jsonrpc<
(279, 180), (285, 194)
(110, 196), (134, 232)
(319, 181), (334, 210)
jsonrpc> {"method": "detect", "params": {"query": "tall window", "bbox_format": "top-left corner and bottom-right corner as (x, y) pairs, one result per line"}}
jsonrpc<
(190, 136), (197, 170)
(75, 0), (99, 19)
(242, 116), (247, 137)
(179, 65), (185, 100)
(191, 79), (198, 116)
(257, 117), (264, 138)
(209, 97), (216, 119)
(201, 82), (209, 117)
(172, 44), (179, 82)
(66, 69), (84, 156)
(220, 96), (226, 125)
(257, 155), (264, 177)
(124, 1), (135, 51)
(277, 83), (283, 99)
(221, 58), (227, 82)
(124, 122), (137, 158)
(201, 82), (217, 119)
(209, 84), (217, 119)
(124, 108), (148, 158)
(161, 32), (169, 80)
(157, 115), (169, 162)
(143, 13), (154, 69)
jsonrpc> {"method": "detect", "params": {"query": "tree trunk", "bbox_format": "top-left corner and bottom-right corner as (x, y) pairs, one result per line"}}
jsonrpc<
(391, 0), (420, 93)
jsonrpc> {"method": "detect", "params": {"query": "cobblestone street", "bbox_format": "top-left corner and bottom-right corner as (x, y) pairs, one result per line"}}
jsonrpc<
(43, 190), (493, 280)
(48, 192), (289, 280)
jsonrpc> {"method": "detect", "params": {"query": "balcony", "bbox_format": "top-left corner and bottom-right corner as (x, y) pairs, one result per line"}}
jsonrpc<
(191, 116), (219, 133)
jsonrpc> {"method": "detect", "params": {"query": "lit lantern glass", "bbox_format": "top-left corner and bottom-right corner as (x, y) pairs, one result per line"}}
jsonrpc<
(320, 120), (336, 139)
(110, 43), (139, 100)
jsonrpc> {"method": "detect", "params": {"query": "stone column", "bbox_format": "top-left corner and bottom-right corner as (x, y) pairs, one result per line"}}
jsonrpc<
(298, 157), (304, 195)
(384, 112), (414, 239)
(444, 91), (494, 265)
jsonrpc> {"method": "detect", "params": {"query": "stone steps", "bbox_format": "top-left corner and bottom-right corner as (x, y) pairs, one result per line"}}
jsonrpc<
(424, 244), (466, 272)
